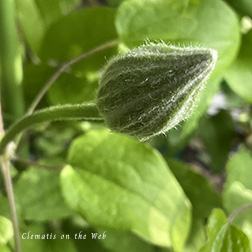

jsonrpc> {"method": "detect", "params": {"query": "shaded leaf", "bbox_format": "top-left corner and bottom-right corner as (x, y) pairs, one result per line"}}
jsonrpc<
(167, 159), (222, 219)
(48, 71), (98, 105)
(21, 223), (77, 252)
(106, 0), (125, 7)
(39, 7), (117, 72)
(35, 0), (63, 27)
(22, 63), (55, 108)
(225, 0), (252, 18)
(198, 110), (235, 173)
(96, 228), (155, 252)
(184, 219), (206, 252)
(61, 129), (191, 250)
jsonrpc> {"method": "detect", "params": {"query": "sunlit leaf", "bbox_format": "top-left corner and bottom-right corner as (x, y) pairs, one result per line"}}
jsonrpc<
(61, 129), (191, 250)
(200, 209), (251, 252)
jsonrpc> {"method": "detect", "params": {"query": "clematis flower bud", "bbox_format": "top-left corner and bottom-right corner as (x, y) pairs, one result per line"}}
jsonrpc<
(97, 42), (218, 141)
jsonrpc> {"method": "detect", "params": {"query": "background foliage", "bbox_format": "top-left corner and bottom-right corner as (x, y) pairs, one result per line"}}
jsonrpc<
(0, 0), (252, 251)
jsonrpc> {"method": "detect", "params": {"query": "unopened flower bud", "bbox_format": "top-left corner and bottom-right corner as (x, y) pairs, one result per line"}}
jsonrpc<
(97, 42), (218, 141)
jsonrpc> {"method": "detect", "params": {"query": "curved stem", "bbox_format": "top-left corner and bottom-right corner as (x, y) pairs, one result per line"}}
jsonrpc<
(0, 103), (103, 154)
(27, 39), (118, 115)
(228, 203), (252, 224)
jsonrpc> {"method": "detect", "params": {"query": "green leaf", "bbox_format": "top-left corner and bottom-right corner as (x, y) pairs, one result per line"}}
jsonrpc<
(60, 129), (191, 250)
(16, 0), (45, 53)
(198, 110), (235, 173)
(39, 7), (117, 71)
(223, 182), (252, 242)
(106, 0), (125, 7)
(200, 209), (251, 252)
(224, 149), (252, 190)
(0, 216), (13, 244)
(22, 63), (55, 108)
(167, 159), (222, 219)
(0, 243), (11, 252)
(35, 0), (63, 27)
(184, 219), (206, 252)
(225, 0), (252, 18)
(16, 0), (79, 55)
(116, 0), (240, 74)
(58, 0), (81, 14)
(48, 71), (98, 105)
(21, 223), (78, 252)
(14, 167), (73, 221)
(224, 30), (252, 103)
(222, 149), (252, 246)
(96, 228), (155, 252)
(60, 221), (108, 252)
(22, 63), (98, 107)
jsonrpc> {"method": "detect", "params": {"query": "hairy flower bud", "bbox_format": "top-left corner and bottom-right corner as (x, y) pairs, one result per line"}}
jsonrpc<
(97, 42), (217, 141)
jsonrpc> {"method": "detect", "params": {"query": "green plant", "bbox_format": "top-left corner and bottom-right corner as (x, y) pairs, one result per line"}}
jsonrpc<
(0, 0), (252, 252)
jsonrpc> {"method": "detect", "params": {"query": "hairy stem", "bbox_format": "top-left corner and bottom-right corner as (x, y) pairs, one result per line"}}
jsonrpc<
(27, 39), (118, 115)
(0, 103), (103, 154)
(228, 203), (252, 224)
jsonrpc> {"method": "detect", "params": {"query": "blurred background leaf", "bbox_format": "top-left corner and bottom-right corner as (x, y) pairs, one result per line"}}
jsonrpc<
(224, 30), (252, 104)
(14, 167), (73, 221)
(225, 0), (252, 18)
(222, 149), (252, 247)
(197, 109), (236, 173)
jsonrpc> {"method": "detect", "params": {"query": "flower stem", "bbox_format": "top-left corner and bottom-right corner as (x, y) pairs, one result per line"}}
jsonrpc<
(0, 103), (103, 154)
